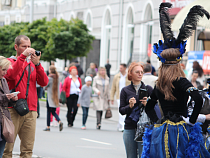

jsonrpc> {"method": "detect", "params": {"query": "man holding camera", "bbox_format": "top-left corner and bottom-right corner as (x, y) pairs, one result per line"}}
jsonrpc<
(3, 35), (48, 158)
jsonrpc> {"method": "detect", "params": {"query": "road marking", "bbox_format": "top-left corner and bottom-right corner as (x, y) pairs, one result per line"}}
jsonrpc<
(80, 138), (112, 146)
(76, 146), (116, 150)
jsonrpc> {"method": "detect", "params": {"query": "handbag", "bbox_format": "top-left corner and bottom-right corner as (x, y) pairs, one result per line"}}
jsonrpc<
(134, 108), (151, 142)
(105, 101), (112, 119)
(0, 107), (15, 143)
(105, 108), (112, 119)
(13, 64), (31, 116)
(59, 91), (66, 104)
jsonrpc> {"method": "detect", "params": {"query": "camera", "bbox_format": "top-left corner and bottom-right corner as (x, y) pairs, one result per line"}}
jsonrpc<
(35, 50), (41, 56)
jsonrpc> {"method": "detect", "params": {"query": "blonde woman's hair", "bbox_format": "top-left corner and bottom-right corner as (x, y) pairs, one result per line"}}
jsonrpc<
(0, 56), (10, 70)
(98, 67), (107, 78)
(49, 65), (59, 106)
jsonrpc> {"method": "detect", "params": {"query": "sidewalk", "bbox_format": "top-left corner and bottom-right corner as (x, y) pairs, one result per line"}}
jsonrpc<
(39, 99), (120, 123)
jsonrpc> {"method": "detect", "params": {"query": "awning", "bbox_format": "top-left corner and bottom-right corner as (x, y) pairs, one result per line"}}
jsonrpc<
(172, 0), (210, 31)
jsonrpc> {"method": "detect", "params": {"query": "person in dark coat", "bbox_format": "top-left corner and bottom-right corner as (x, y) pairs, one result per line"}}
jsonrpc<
(105, 59), (111, 78)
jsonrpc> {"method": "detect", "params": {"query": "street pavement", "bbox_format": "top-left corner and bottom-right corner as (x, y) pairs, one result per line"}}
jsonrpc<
(12, 100), (126, 158)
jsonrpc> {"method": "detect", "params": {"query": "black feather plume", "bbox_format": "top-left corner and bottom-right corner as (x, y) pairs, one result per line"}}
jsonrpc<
(176, 5), (210, 43)
(159, 3), (174, 45)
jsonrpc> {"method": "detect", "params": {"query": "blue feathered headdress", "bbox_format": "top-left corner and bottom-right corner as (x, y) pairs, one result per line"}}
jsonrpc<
(154, 3), (209, 63)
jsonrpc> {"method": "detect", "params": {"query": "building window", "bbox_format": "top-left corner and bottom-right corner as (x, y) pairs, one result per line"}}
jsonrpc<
(125, 8), (134, 64)
(104, 10), (111, 61)
(143, 4), (153, 61)
(86, 12), (92, 31)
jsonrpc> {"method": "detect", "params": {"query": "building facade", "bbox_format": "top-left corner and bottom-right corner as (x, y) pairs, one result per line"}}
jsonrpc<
(2, 0), (198, 75)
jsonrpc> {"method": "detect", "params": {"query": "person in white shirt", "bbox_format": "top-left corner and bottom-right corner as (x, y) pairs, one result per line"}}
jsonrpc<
(110, 64), (131, 131)
(142, 64), (158, 88)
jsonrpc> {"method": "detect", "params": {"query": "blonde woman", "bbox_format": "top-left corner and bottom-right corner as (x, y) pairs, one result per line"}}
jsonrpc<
(0, 56), (17, 156)
(92, 67), (110, 129)
(44, 65), (63, 131)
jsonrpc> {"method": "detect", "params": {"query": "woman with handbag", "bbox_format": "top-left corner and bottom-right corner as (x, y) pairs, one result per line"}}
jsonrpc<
(119, 62), (153, 158)
(43, 65), (63, 131)
(92, 67), (110, 129)
(63, 66), (82, 127)
(0, 56), (18, 157)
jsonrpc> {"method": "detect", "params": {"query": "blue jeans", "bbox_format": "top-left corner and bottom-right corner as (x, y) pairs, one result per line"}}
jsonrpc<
(82, 107), (89, 126)
(123, 129), (143, 158)
(0, 139), (6, 157)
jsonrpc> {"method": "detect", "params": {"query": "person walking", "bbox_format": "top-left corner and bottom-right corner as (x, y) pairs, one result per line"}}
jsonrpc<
(188, 61), (205, 86)
(142, 64), (158, 88)
(86, 63), (96, 78)
(119, 62), (153, 158)
(63, 66), (82, 127)
(191, 70), (202, 89)
(3, 35), (48, 158)
(92, 67), (110, 129)
(74, 60), (84, 77)
(105, 59), (111, 78)
(0, 56), (18, 157)
(43, 65), (63, 132)
(77, 76), (92, 130)
(110, 63), (130, 131)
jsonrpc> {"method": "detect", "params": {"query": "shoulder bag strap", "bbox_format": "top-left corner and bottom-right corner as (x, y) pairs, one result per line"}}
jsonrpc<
(25, 63), (31, 99)
(14, 70), (25, 91)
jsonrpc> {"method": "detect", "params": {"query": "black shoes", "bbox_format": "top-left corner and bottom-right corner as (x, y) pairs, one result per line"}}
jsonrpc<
(68, 124), (73, 127)
(43, 128), (50, 131)
(96, 124), (101, 130)
(59, 122), (63, 131)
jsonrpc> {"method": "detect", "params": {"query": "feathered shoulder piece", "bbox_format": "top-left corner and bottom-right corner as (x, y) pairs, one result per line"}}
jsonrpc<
(153, 3), (210, 63)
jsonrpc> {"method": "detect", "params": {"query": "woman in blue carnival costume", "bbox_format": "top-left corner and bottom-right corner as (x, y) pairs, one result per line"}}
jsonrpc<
(141, 3), (210, 158)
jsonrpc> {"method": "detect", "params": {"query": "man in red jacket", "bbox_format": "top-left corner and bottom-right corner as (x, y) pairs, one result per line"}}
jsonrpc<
(3, 35), (48, 158)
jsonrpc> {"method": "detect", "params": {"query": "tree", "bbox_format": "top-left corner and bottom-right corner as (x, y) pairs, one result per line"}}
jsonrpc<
(0, 22), (28, 57)
(0, 18), (95, 66)
(50, 18), (95, 67)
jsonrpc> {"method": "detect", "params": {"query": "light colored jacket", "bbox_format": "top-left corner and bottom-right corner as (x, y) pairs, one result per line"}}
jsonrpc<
(142, 73), (158, 88)
(46, 76), (60, 108)
(110, 73), (131, 100)
(92, 74), (110, 111)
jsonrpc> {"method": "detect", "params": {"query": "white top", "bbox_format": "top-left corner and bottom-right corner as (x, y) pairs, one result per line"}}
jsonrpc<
(69, 75), (80, 95)
(119, 73), (127, 92)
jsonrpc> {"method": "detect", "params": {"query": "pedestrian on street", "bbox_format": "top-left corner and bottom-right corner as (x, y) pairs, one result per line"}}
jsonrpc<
(86, 63), (96, 78)
(191, 70), (202, 89)
(146, 59), (156, 76)
(43, 65), (63, 132)
(110, 63), (130, 132)
(3, 35), (49, 158)
(105, 59), (111, 78)
(63, 66), (82, 127)
(142, 64), (158, 88)
(36, 82), (41, 118)
(74, 60), (84, 77)
(119, 62), (153, 158)
(0, 56), (18, 157)
(92, 67), (110, 129)
(188, 61), (205, 87)
(77, 76), (92, 130)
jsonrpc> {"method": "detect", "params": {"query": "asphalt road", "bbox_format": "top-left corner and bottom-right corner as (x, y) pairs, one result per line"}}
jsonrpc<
(12, 101), (126, 158)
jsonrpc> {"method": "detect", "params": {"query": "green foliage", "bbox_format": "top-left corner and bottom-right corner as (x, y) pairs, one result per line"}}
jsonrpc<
(0, 22), (28, 57)
(0, 18), (95, 63)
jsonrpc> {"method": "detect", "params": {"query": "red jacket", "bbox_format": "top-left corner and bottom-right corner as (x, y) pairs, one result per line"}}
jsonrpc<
(5, 54), (49, 111)
(63, 76), (82, 98)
